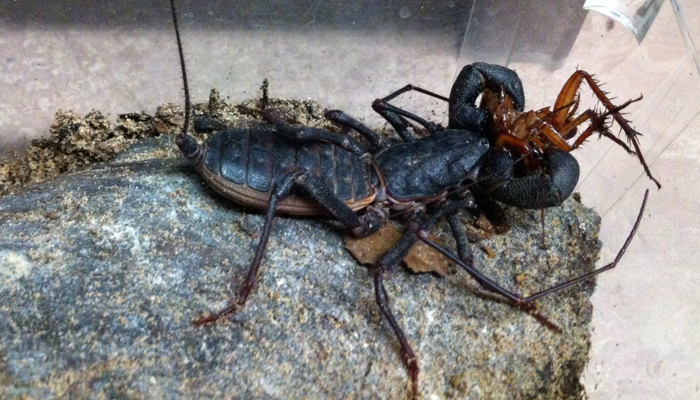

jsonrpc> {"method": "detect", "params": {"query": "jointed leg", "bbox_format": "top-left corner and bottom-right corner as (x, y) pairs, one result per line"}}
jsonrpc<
(552, 71), (660, 188)
(372, 229), (421, 400)
(376, 85), (451, 140)
(194, 172), (301, 325)
(195, 170), (384, 325)
(417, 190), (649, 306)
(447, 214), (474, 267)
(528, 98), (637, 156)
(324, 109), (390, 149)
(567, 98), (641, 154)
(448, 209), (562, 331)
(371, 199), (478, 399)
(372, 99), (440, 139)
(370, 84), (450, 142)
(542, 99), (639, 156)
(369, 64), (525, 137)
(380, 84), (450, 104)
(263, 109), (369, 156)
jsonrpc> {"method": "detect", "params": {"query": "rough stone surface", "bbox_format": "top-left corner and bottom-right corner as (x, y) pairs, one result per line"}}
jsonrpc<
(0, 133), (601, 399)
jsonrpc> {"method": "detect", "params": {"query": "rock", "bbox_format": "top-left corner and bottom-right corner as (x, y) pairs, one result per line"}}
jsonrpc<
(0, 135), (601, 399)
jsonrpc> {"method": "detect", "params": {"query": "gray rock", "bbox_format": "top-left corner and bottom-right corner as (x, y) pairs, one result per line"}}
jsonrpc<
(0, 136), (601, 399)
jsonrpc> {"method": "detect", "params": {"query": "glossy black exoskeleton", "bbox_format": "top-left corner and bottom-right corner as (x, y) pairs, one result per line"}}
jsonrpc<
(169, 1), (650, 398)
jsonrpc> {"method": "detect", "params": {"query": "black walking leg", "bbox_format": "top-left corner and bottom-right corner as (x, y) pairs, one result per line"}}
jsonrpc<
(263, 109), (369, 156)
(418, 190), (649, 305)
(195, 170), (385, 325)
(324, 110), (390, 150)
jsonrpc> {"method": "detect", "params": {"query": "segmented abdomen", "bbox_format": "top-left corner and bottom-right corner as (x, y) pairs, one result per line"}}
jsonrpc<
(200, 128), (372, 215)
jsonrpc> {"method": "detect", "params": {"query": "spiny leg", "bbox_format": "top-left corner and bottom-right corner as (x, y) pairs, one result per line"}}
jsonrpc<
(552, 70), (660, 188)
(541, 98), (640, 155)
(418, 189), (649, 306)
(567, 98), (641, 153)
(529, 99), (638, 155)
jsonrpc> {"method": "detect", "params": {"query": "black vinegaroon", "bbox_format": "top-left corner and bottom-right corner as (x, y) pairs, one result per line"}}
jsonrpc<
(169, 1), (653, 397)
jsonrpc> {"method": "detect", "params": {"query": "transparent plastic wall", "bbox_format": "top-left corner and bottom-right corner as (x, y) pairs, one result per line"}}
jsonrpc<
(1, 0), (698, 398)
